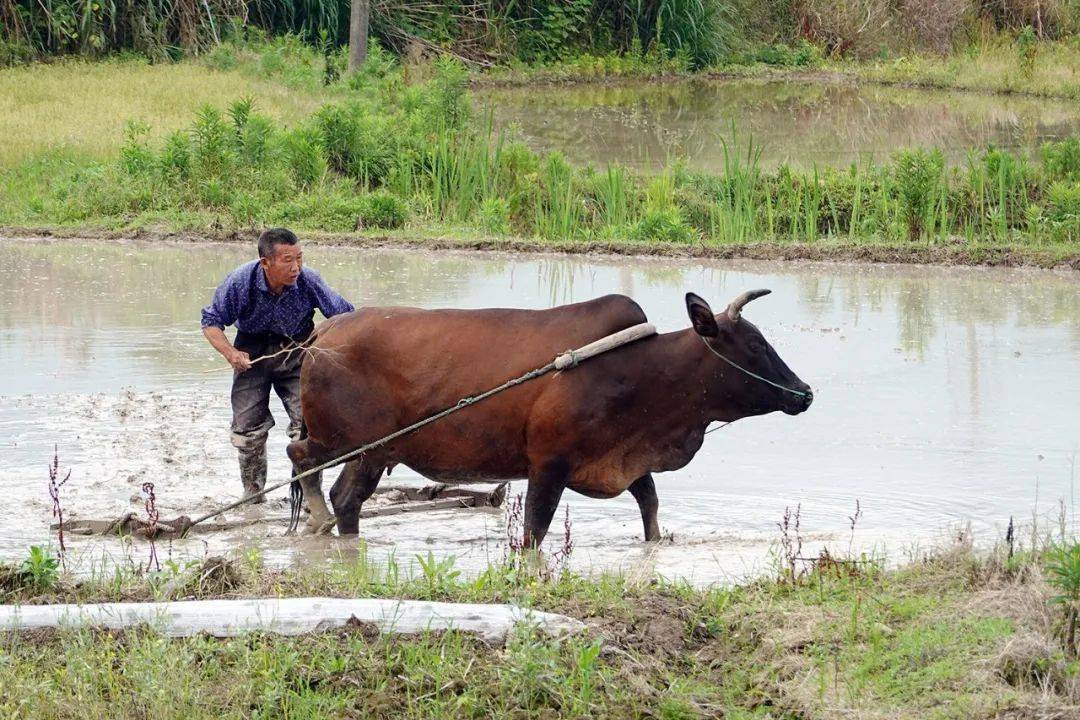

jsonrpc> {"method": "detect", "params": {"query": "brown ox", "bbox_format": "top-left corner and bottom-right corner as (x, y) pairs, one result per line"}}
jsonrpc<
(287, 291), (812, 544)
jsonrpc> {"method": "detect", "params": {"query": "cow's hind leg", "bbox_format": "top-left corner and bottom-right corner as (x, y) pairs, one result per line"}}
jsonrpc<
(286, 438), (334, 532)
(330, 459), (384, 535)
(524, 458), (569, 549)
(628, 473), (661, 542)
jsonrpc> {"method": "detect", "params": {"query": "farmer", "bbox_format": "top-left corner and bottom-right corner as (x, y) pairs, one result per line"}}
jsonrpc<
(201, 228), (354, 503)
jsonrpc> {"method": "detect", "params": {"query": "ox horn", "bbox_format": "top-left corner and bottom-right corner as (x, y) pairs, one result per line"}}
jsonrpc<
(726, 289), (772, 322)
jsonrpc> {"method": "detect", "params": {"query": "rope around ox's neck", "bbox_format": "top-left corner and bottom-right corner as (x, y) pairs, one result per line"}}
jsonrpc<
(700, 336), (808, 398)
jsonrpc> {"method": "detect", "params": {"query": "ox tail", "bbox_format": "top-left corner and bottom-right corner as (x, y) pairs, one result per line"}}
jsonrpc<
(288, 477), (303, 534)
(286, 436), (312, 534)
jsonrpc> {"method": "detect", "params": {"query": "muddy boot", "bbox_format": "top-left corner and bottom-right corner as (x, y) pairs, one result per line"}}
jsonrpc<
(238, 443), (268, 504)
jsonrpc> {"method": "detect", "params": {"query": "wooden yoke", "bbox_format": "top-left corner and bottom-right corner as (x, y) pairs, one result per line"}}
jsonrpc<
(554, 323), (657, 370)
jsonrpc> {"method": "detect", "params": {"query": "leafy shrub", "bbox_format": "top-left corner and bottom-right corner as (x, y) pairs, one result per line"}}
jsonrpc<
(892, 149), (945, 239)
(749, 39), (822, 66)
(1041, 138), (1080, 182)
(1044, 181), (1080, 223)
(159, 131), (193, 180)
(631, 206), (696, 243)
(479, 197), (512, 234)
(1046, 543), (1080, 655)
(190, 105), (236, 178)
(283, 128), (327, 188)
(315, 103), (397, 183)
(415, 57), (471, 134)
(19, 545), (59, 591)
(360, 191), (408, 229)
(120, 121), (154, 176)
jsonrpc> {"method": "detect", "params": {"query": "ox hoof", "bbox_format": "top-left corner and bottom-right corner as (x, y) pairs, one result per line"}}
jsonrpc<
(302, 515), (337, 536)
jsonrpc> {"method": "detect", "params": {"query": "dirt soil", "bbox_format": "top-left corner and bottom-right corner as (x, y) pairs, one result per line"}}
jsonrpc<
(4, 227), (1077, 270)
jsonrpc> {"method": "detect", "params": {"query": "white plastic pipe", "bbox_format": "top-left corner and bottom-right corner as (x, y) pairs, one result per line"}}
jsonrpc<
(0, 597), (584, 643)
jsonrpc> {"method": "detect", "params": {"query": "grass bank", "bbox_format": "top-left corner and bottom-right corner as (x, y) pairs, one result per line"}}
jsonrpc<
(1, 43), (1077, 269)
(827, 38), (1080, 100)
(2, 537), (1079, 718)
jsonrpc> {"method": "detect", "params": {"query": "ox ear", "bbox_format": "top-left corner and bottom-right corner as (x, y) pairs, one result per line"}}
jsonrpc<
(685, 292), (719, 338)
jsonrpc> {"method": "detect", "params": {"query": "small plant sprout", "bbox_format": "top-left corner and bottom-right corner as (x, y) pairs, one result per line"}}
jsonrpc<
(847, 498), (862, 556)
(777, 503), (804, 584)
(141, 482), (161, 572)
(19, 545), (59, 591)
(46, 446), (71, 569)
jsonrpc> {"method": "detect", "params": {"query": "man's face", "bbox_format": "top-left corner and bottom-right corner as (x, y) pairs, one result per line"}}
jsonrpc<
(260, 243), (303, 289)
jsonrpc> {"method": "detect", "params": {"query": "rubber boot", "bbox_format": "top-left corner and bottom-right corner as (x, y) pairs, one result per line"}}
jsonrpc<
(238, 442), (268, 504)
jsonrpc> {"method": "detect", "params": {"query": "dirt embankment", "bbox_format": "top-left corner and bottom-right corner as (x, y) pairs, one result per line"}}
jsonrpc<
(4, 227), (1078, 270)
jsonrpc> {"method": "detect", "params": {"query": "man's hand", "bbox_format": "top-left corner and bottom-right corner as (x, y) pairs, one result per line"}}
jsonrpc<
(227, 348), (253, 373)
(203, 326), (253, 373)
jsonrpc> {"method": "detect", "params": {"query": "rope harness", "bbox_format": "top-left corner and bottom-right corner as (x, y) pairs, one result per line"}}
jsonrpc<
(699, 336), (809, 398)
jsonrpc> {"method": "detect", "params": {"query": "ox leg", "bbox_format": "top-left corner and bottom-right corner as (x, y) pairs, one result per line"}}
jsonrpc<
(330, 459), (384, 536)
(286, 438), (333, 532)
(628, 474), (661, 542)
(524, 459), (569, 549)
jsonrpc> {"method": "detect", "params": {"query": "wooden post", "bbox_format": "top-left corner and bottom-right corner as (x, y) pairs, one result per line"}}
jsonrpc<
(348, 0), (370, 73)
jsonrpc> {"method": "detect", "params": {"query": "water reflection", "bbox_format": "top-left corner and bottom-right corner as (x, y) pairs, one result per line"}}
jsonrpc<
(2, 238), (1078, 582)
(480, 79), (1080, 170)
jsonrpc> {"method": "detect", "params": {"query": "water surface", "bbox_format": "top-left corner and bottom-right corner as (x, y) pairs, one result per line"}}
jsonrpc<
(480, 78), (1080, 171)
(1, 239), (1077, 583)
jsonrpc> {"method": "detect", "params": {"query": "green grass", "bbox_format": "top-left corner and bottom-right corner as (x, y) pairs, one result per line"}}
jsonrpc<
(1, 541), (1079, 718)
(828, 38), (1080, 100)
(0, 53), (337, 169)
(1, 40), (1077, 266)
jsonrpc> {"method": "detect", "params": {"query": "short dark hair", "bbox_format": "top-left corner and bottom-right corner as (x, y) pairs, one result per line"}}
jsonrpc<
(258, 228), (299, 259)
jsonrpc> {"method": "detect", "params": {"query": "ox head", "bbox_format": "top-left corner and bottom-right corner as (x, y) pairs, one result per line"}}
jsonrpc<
(686, 290), (813, 417)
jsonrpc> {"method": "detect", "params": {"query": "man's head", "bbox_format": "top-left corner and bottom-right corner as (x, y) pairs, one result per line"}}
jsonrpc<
(258, 228), (302, 291)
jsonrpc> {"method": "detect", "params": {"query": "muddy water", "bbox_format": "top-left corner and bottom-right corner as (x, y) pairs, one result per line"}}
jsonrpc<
(480, 79), (1080, 171)
(2, 238), (1078, 584)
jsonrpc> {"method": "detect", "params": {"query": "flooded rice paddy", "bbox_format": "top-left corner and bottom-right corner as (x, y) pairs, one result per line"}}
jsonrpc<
(1, 238), (1078, 584)
(481, 78), (1080, 171)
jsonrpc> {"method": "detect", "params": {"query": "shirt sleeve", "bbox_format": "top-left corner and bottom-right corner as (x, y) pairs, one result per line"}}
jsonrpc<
(307, 269), (355, 318)
(200, 273), (239, 329)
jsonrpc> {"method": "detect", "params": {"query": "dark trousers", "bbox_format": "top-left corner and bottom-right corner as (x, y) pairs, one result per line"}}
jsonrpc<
(230, 333), (315, 499)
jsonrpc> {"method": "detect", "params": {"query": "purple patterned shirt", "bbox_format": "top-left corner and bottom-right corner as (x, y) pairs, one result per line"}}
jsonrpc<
(201, 260), (354, 337)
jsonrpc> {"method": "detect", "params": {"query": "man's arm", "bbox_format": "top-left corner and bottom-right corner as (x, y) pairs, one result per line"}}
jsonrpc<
(201, 273), (252, 372)
(307, 269), (355, 318)
(202, 326), (252, 372)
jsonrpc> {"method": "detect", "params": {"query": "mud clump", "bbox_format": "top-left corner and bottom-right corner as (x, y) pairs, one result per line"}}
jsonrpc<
(0, 564), (22, 597)
(162, 556), (243, 600)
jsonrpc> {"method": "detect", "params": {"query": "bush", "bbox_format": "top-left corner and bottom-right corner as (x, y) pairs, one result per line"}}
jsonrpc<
(283, 128), (327, 188)
(1042, 138), (1080, 182)
(314, 103), (397, 184)
(631, 206), (697, 243)
(479, 197), (512, 234)
(360, 191), (408, 229)
(748, 39), (822, 66)
(892, 149), (946, 239)
(1045, 181), (1080, 223)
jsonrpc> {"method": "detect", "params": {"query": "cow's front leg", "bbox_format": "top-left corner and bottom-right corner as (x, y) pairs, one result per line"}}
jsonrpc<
(628, 473), (661, 541)
(524, 459), (569, 548)
(330, 459), (384, 535)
